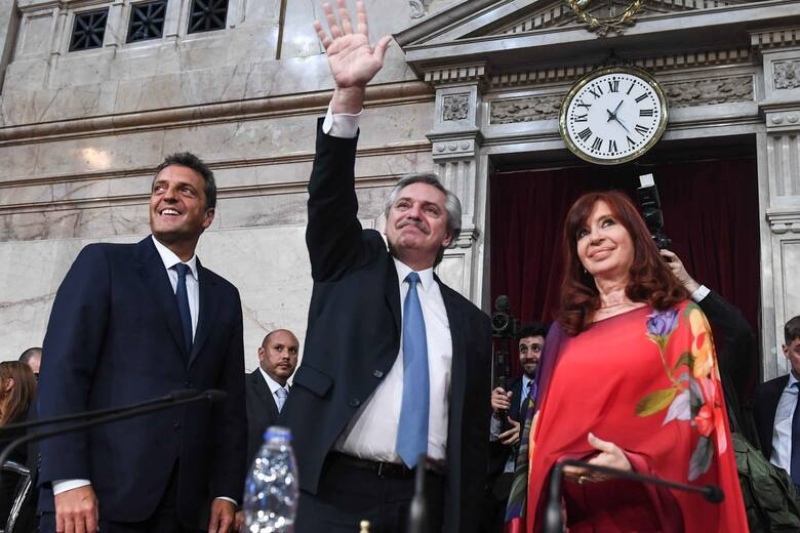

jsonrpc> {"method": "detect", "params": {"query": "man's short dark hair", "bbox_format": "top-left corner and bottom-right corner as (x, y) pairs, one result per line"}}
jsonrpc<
(18, 346), (42, 364)
(517, 322), (549, 342)
(154, 152), (217, 209)
(785, 315), (800, 345)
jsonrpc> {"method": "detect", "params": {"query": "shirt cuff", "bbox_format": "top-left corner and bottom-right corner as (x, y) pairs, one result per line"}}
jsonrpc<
(489, 414), (502, 441)
(53, 479), (91, 495)
(322, 104), (362, 138)
(215, 496), (238, 507)
(690, 284), (710, 302)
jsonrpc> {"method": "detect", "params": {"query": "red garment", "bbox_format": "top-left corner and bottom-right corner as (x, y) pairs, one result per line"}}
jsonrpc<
(526, 302), (747, 532)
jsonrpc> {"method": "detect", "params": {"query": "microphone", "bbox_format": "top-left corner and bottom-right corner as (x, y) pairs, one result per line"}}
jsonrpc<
(407, 453), (428, 533)
(545, 458), (724, 533)
(0, 389), (206, 435)
(0, 389), (225, 488)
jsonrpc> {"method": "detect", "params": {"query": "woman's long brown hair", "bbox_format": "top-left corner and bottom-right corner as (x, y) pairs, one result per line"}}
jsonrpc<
(557, 190), (688, 335)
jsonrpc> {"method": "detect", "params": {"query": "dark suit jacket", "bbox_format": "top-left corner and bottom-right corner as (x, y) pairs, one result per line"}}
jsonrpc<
(488, 377), (523, 478)
(245, 369), (281, 466)
(753, 375), (790, 460)
(697, 290), (759, 444)
(37, 237), (247, 526)
(281, 121), (492, 532)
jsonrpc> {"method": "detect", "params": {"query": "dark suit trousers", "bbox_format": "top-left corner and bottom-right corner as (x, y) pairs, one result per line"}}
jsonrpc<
(296, 453), (445, 533)
(39, 466), (203, 533)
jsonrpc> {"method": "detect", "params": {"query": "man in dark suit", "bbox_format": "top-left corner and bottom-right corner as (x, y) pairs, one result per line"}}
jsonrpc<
(661, 249), (759, 444)
(245, 329), (299, 464)
(481, 323), (547, 532)
(37, 152), (247, 533)
(280, 3), (492, 532)
(754, 316), (800, 482)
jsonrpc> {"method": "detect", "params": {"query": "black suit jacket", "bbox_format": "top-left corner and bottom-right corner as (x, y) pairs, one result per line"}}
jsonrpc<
(37, 237), (247, 526)
(245, 369), (281, 466)
(697, 290), (759, 444)
(281, 121), (492, 532)
(753, 375), (790, 460)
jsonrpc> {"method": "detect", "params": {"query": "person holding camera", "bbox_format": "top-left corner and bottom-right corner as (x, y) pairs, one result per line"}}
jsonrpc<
(481, 323), (548, 532)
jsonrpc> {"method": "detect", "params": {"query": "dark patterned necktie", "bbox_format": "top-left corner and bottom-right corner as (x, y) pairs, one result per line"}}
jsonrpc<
(174, 263), (193, 353)
(506, 380), (537, 522)
(791, 382), (800, 487)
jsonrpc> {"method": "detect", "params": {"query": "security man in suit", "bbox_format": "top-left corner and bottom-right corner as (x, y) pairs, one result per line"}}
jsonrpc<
(281, 2), (493, 532)
(754, 315), (800, 487)
(245, 329), (299, 464)
(37, 152), (247, 533)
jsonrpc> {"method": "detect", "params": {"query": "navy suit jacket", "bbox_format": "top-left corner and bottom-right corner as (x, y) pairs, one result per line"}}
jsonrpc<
(753, 375), (791, 460)
(281, 122), (492, 532)
(245, 369), (281, 466)
(38, 237), (247, 526)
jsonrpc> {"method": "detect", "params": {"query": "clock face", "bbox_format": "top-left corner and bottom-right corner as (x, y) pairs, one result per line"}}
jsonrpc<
(559, 67), (668, 165)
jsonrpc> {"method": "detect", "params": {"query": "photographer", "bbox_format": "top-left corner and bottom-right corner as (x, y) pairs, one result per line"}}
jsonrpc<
(481, 322), (548, 533)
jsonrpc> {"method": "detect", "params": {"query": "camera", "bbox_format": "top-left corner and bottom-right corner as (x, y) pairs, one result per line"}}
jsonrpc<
(636, 174), (671, 250)
(491, 295), (519, 339)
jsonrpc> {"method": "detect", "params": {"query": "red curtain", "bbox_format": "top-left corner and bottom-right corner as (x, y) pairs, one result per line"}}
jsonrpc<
(490, 158), (760, 378)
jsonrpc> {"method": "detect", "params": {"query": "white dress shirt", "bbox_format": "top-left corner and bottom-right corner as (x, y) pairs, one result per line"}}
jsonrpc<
(334, 260), (453, 463)
(258, 366), (289, 411)
(770, 373), (799, 475)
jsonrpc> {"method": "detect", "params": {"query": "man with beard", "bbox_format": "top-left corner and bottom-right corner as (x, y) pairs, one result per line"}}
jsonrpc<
(481, 322), (549, 532)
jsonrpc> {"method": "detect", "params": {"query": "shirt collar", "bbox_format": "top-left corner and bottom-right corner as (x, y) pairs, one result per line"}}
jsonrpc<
(393, 258), (435, 291)
(787, 372), (799, 390)
(258, 366), (288, 395)
(151, 235), (198, 280)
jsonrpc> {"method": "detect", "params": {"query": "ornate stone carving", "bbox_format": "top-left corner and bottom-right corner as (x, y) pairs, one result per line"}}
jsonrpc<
(442, 93), (469, 122)
(774, 60), (800, 90)
(663, 76), (753, 108)
(490, 95), (562, 124)
(409, 0), (434, 19)
(564, 0), (646, 37)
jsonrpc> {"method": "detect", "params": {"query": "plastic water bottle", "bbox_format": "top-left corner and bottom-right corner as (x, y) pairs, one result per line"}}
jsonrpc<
(243, 426), (299, 532)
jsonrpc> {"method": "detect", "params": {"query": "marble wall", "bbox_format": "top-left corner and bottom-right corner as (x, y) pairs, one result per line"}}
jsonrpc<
(0, 0), (440, 366)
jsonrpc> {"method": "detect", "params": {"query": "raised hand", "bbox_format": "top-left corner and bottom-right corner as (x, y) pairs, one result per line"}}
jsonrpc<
(314, 0), (392, 113)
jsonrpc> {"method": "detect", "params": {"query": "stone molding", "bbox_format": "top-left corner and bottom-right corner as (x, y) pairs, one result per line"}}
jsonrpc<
(423, 63), (488, 88)
(489, 74), (753, 125)
(0, 82), (432, 144)
(489, 48), (752, 88)
(767, 210), (800, 234)
(751, 26), (800, 51)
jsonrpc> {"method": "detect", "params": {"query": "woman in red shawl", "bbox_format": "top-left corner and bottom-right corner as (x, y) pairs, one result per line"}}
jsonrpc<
(522, 191), (746, 532)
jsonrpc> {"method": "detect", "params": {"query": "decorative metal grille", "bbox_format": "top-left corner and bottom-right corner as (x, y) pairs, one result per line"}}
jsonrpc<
(188, 0), (228, 34)
(127, 1), (168, 43)
(69, 8), (109, 52)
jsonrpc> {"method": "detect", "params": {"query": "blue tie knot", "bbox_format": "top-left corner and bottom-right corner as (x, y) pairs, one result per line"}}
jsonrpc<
(175, 263), (190, 279)
(406, 272), (420, 286)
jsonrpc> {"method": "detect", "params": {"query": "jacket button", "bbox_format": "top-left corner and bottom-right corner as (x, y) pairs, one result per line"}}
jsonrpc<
(348, 398), (361, 408)
(373, 370), (384, 379)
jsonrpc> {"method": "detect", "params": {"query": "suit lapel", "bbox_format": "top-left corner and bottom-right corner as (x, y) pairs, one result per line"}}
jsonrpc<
(251, 371), (280, 418)
(190, 258), (220, 366)
(439, 279), (467, 424)
(134, 238), (186, 355)
(385, 259), (401, 337)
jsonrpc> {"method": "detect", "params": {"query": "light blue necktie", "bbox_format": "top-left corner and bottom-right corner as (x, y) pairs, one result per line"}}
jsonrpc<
(396, 272), (430, 468)
(174, 263), (193, 354)
(275, 386), (288, 412)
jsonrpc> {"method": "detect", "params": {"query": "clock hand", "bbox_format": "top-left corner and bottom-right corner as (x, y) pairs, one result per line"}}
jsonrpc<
(606, 100), (625, 123)
(611, 114), (630, 133)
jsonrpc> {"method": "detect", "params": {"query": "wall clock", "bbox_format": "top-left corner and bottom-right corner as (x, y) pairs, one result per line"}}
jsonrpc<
(559, 66), (668, 165)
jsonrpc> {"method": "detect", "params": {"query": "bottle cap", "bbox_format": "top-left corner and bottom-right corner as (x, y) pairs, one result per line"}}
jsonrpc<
(264, 425), (292, 441)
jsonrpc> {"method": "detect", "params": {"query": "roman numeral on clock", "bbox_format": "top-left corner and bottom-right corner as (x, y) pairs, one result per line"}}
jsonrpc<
(639, 109), (654, 117)
(635, 93), (648, 103)
(591, 137), (603, 151)
(635, 124), (649, 135)
(573, 114), (588, 123)
(608, 80), (620, 93)
(578, 128), (592, 141)
(609, 139), (618, 153)
(588, 87), (604, 99)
